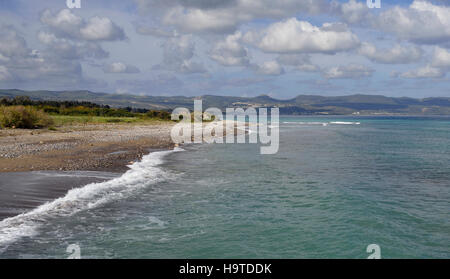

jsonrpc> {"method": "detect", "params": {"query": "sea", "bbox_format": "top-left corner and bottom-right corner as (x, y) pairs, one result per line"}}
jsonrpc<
(0, 116), (449, 258)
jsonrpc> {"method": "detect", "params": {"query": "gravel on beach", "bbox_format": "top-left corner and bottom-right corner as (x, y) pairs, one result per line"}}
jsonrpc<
(0, 123), (176, 172)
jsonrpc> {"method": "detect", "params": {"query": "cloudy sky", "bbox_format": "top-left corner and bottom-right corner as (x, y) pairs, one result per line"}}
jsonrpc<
(0, 0), (449, 98)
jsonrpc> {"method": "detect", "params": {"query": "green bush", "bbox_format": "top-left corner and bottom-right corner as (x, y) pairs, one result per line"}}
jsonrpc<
(0, 106), (54, 129)
(145, 110), (171, 120)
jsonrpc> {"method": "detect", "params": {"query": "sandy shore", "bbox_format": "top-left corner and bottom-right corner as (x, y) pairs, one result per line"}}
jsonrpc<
(0, 123), (176, 173)
(0, 120), (246, 220)
(0, 120), (245, 173)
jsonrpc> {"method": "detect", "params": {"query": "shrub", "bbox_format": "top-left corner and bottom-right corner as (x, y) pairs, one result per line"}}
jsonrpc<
(0, 106), (54, 129)
(145, 110), (171, 120)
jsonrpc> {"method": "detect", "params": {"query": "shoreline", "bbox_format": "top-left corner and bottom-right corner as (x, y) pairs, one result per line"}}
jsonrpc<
(0, 120), (244, 221)
(0, 122), (176, 173)
(0, 170), (120, 220)
(0, 120), (246, 173)
(0, 122), (177, 221)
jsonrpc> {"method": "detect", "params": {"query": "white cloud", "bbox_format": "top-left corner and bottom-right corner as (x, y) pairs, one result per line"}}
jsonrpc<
(0, 25), (95, 88)
(40, 9), (125, 42)
(80, 16), (126, 41)
(396, 47), (450, 79)
(323, 64), (374, 79)
(256, 61), (284, 75)
(155, 35), (207, 74)
(0, 26), (29, 58)
(400, 65), (446, 78)
(210, 31), (250, 66)
(0, 65), (12, 81)
(103, 62), (140, 74)
(358, 42), (423, 64)
(431, 46), (450, 68)
(375, 0), (450, 44)
(37, 31), (108, 60)
(163, 6), (243, 33)
(145, 0), (328, 34)
(244, 18), (360, 54)
(40, 9), (83, 37)
(333, 0), (370, 24)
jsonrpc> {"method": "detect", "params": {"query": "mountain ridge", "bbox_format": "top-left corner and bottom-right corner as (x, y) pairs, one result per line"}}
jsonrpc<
(1, 89), (449, 115)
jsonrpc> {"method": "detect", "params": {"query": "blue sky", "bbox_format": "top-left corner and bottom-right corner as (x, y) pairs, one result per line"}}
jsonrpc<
(0, 0), (449, 98)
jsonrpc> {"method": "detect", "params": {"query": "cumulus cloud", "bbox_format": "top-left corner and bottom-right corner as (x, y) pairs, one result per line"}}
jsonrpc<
(358, 42), (423, 64)
(40, 9), (83, 37)
(154, 35), (207, 74)
(139, 0), (328, 34)
(244, 18), (360, 54)
(400, 65), (445, 78)
(37, 31), (109, 60)
(396, 46), (450, 79)
(0, 25), (29, 58)
(40, 9), (125, 41)
(322, 64), (374, 79)
(256, 61), (285, 75)
(209, 31), (250, 66)
(134, 0), (238, 13)
(162, 6), (243, 34)
(80, 16), (126, 41)
(0, 25), (98, 88)
(103, 62), (140, 74)
(33, 9), (125, 80)
(332, 0), (371, 24)
(431, 46), (450, 68)
(0, 65), (12, 81)
(375, 0), (450, 44)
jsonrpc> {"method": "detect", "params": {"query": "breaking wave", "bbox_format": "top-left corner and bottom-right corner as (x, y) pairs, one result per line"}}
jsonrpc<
(0, 148), (184, 253)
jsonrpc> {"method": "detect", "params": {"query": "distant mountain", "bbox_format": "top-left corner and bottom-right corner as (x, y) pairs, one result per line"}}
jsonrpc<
(1, 89), (450, 115)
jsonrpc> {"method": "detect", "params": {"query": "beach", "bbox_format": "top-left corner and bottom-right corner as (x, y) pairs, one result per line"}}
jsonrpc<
(0, 122), (176, 220)
(0, 123), (176, 173)
(0, 120), (244, 221)
(0, 116), (449, 258)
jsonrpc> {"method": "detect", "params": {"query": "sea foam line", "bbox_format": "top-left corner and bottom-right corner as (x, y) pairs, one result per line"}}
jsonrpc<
(0, 147), (184, 253)
(283, 121), (360, 125)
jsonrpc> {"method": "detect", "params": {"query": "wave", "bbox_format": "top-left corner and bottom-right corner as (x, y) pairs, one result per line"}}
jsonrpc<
(36, 171), (119, 180)
(0, 147), (184, 253)
(283, 121), (360, 126)
(329, 121), (360, 125)
(282, 122), (329, 126)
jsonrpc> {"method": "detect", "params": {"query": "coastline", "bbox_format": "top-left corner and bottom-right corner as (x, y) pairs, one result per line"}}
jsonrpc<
(0, 120), (244, 222)
(0, 122), (176, 221)
(0, 122), (176, 173)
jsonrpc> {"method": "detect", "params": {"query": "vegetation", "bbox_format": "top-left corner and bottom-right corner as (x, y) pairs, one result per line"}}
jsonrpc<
(2, 89), (450, 115)
(0, 96), (174, 129)
(0, 106), (54, 129)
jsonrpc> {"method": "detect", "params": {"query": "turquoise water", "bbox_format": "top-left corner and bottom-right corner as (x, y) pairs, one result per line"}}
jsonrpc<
(0, 116), (449, 258)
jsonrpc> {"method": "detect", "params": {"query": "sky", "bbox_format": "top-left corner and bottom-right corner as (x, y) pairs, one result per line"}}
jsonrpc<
(0, 0), (449, 99)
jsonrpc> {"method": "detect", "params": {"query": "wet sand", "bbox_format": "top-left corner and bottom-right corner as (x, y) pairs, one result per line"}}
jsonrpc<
(0, 121), (244, 221)
(0, 171), (119, 220)
(0, 122), (176, 220)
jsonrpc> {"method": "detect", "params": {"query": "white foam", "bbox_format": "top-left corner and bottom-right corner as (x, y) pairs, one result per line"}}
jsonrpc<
(147, 216), (166, 228)
(0, 147), (184, 253)
(283, 121), (360, 126)
(283, 121), (328, 125)
(329, 121), (361, 125)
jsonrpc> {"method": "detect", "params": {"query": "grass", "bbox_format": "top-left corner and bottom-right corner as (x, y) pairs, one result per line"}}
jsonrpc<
(50, 115), (171, 126)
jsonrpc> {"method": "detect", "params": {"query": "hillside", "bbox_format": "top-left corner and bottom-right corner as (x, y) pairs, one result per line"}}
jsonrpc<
(1, 89), (450, 115)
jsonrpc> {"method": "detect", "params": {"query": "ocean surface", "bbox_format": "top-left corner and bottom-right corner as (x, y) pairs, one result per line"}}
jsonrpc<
(0, 116), (449, 258)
